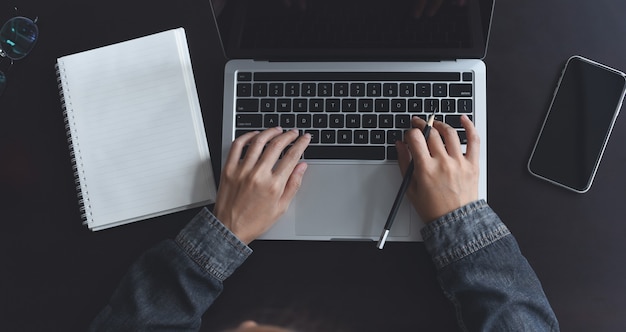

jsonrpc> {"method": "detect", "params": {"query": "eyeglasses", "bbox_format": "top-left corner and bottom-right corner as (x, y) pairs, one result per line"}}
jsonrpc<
(0, 14), (39, 96)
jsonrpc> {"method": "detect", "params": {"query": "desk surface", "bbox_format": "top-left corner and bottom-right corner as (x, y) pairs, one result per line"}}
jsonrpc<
(2, 1), (626, 331)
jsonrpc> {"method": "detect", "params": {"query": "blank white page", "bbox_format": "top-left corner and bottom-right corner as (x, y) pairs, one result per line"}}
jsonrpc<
(57, 28), (216, 230)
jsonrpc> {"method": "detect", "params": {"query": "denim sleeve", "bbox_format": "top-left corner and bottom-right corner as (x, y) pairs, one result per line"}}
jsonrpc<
(421, 200), (560, 332)
(88, 208), (252, 332)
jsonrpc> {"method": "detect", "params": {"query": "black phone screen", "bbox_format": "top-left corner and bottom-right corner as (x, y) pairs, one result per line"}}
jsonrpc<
(528, 56), (626, 192)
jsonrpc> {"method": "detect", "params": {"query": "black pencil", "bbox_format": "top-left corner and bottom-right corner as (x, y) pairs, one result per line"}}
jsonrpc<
(377, 113), (436, 249)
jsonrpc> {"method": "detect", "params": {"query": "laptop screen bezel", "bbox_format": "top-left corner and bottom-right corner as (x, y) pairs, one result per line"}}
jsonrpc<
(216, 0), (495, 61)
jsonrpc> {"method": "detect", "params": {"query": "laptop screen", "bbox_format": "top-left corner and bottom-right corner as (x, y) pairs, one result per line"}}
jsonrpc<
(215, 0), (494, 61)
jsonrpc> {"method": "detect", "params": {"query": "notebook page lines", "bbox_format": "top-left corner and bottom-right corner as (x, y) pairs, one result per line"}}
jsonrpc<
(60, 29), (212, 226)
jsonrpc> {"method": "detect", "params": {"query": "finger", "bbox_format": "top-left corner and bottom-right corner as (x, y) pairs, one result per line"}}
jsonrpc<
(410, 115), (428, 131)
(279, 162), (308, 211)
(396, 140), (412, 175)
(462, 115), (480, 164)
(433, 120), (462, 157)
(404, 125), (431, 166)
(241, 127), (283, 168)
(273, 132), (311, 177)
(255, 129), (300, 170)
(225, 130), (260, 169)
(423, 122), (447, 157)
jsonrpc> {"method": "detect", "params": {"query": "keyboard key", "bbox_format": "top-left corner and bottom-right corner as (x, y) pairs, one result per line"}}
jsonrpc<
(318, 83), (332, 96)
(285, 83), (300, 96)
(337, 130), (352, 144)
(280, 114), (295, 128)
(354, 130), (369, 144)
(297, 114), (312, 128)
(449, 83), (472, 97)
(370, 130), (385, 144)
(400, 83), (415, 97)
(445, 115), (473, 128)
(329, 114), (345, 128)
(351, 83), (366, 96)
(342, 99), (357, 112)
(260, 98), (275, 112)
(305, 130), (320, 143)
(396, 115), (411, 128)
(387, 130), (402, 144)
(462, 72), (473, 82)
(269, 83), (284, 96)
(375, 99), (390, 112)
(313, 114), (328, 128)
(391, 99), (406, 112)
(253, 83), (268, 96)
(346, 114), (361, 128)
(379, 114), (393, 128)
(358, 99), (374, 112)
(236, 114), (262, 128)
(387, 146), (398, 160)
(236, 99), (259, 112)
(416, 83), (431, 97)
(458, 99), (473, 113)
(321, 130), (336, 143)
(433, 83), (447, 97)
(363, 114), (377, 128)
(367, 83), (382, 97)
(237, 83), (251, 97)
(277, 99), (292, 112)
(309, 99), (324, 112)
(293, 99), (308, 112)
(304, 146), (385, 160)
(408, 99), (423, 112)
(264, 114), (278, 127)
(237, 72), (252, 81)
(302, 83), (316, 96)
(383, 83), (398, 97)
(334, 83), (348, 96)
(457, 130), (467, 144)
(326, 99), (341, 112)
(441, 99), (456, 113)
(425, 99), (439, 112)
(253, 72), (460, 82)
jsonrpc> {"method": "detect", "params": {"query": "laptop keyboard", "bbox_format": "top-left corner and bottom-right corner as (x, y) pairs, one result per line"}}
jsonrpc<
(234, 71), (474, 160)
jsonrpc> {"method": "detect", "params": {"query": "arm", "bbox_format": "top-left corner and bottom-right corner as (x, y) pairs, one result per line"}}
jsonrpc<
(88, 208), (251, 331)
(397, 116), (559, 331)
(422, 200), (559, 331)
(89, 128), (310, 331)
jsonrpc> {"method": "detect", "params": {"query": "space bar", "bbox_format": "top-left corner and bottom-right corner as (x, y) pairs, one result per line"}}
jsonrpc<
(304, 146), (385, 160)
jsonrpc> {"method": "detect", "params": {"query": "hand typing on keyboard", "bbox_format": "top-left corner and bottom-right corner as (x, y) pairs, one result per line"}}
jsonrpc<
(396, 114), (479, 223)
(213, 127), (311, 244)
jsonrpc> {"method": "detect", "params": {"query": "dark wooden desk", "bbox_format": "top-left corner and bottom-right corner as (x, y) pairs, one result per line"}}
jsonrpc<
(2, 1), (625, 331)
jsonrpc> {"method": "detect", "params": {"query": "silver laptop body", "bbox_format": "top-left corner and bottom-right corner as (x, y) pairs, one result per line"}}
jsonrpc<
(218, 0), (494, 241)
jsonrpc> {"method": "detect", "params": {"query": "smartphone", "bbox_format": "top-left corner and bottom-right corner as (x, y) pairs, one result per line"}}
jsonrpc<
(528, 55), (626, 193)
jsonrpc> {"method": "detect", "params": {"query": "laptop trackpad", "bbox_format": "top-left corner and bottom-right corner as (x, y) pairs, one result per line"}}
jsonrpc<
(295, 164), (411, 237)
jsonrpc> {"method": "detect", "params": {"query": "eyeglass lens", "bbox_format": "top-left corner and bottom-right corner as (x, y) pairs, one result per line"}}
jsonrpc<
(1, 16), (39, 60)
(0, 16), (39, 96)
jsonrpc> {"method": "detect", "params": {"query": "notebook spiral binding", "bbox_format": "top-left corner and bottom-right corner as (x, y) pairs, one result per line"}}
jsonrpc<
(56, 62), (92, 225)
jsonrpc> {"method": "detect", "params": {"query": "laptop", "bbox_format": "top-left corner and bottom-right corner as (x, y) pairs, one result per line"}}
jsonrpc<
(216, 0), (495, 241)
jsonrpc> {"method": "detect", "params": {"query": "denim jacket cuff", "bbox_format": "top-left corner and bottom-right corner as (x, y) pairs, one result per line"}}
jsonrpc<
(420, 199), (511, 270)
(175, 207), (253, 282)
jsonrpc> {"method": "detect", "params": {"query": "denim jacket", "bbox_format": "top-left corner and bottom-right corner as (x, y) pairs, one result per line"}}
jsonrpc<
(88, 200), (559, 331)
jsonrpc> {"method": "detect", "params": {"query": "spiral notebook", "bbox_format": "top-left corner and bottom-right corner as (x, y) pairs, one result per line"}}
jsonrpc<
(56, 28), (216, 231)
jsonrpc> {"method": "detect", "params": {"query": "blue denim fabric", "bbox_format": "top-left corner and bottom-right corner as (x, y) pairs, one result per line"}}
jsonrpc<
(88, 208), (251, 331)
(422, 200), (560, 331)
(89, 201), (559, 331)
